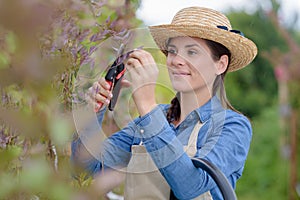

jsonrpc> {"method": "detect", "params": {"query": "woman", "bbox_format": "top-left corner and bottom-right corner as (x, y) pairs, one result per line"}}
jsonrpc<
(71, 6), (257, 200)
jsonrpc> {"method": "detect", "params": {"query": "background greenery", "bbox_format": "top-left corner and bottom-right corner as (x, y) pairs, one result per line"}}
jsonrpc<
(0, 0), (299, 199)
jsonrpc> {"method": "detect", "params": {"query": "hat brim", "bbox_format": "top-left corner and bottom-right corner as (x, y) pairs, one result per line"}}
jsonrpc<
(149, 24), (257, 72)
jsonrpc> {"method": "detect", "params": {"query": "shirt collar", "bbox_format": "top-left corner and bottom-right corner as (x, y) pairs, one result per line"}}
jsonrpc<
(161, 95), (224, 124)
(194, 96), (224, 123)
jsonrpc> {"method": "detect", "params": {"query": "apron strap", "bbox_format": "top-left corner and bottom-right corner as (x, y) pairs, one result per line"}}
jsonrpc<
(184, 121), (204, 157)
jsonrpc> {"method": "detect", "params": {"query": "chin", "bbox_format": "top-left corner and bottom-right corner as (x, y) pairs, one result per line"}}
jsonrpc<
(172, 84), (193, 93)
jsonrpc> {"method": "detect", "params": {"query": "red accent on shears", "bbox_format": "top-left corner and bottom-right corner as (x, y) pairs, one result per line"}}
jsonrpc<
(94, 46), (143, 113)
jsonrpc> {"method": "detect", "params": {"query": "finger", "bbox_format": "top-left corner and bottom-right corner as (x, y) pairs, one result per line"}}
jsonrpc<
(126, 65), (140, 85)
(93, 81), (101, 93)
(128, 50), (158, 77)
(93, 78), (112, 97)
(95, 93), (111, 103)
(85, 93), (102, 110)
(129, 50), (155, 67)
(86, 90), (106, 105)
(87, 86), (96, 98)
(121, 79), (132, 88)
(126, 58), (143, 75)
(96, 88), (113, 101)
(88, 81), (112, 102)
(98, 77), (111, 90)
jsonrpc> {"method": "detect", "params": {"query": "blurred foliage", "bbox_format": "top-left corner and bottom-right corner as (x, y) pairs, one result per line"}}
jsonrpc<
(226, 9), (283, 118)
(226, 2), (300, 199)
(0, 0), (141, 199)
(226, 3), (300, 119)
(236, 105), (289, 200)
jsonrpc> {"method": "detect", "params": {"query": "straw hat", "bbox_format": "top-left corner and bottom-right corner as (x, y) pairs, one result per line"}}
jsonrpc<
(149, 7), (258, 72)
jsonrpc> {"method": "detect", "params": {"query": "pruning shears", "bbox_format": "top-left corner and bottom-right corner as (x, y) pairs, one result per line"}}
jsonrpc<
(95, 44), (142, 112)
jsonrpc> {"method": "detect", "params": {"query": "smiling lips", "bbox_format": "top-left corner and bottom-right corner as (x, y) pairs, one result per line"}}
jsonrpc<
(172, 71), (191, 76)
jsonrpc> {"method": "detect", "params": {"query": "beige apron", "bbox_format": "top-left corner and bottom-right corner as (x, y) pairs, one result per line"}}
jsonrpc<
(124, 122), (212, 200)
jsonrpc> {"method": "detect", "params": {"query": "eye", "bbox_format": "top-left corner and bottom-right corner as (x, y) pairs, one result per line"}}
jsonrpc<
(167, 48), (177, 55)
(187, 49), (198, 56)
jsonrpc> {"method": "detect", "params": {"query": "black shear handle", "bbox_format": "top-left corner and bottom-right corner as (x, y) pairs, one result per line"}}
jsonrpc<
(107, 73), (123, 111)
(106, 63), (125, 111)
(191, 158), (237, 200)
(94, 62), (125, 112)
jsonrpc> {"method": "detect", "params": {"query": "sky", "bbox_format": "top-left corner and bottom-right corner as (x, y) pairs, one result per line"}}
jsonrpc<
(136, 0), (300, 29)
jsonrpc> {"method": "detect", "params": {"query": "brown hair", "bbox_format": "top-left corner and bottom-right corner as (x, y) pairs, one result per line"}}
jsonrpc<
(166, 39), (237, 123)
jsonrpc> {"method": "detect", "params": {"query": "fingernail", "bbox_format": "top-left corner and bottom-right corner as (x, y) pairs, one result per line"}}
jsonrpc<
(105, 99), (110, 104)
(109, 93), (113, 98)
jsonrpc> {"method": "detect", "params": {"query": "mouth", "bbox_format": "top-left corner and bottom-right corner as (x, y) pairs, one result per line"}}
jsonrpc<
(172, 71), (191, 76)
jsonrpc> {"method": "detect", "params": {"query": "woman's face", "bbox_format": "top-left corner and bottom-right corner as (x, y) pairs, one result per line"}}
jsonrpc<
(166, 37), (221, 95)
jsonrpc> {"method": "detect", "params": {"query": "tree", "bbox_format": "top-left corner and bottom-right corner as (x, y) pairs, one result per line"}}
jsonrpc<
(262, 1), (300, 199)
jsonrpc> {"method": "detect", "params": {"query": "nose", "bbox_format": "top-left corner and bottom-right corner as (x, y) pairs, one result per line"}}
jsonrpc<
(168, 53), (186, 67)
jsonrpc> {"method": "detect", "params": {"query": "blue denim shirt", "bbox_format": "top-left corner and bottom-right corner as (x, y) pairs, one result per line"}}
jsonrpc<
(71, 96), (252, 200)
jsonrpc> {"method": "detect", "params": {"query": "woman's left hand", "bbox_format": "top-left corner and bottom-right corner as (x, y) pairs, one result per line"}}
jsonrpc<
(125, 49), (159, 116)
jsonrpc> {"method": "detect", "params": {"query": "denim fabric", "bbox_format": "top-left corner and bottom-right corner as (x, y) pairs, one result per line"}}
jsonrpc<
(71, 96), (252, 200)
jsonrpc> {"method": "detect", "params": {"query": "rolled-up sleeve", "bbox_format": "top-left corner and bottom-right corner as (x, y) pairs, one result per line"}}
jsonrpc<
(134, 105), (169, 138)
(133, 105), (185, 169)
(71, 108), (135, 176)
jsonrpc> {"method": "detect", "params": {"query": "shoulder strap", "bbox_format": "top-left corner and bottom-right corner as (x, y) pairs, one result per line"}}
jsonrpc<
(184, 121), (203, 157)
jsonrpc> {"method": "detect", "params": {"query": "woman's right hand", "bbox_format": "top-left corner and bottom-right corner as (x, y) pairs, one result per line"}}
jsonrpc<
(86, 77), (113, 111)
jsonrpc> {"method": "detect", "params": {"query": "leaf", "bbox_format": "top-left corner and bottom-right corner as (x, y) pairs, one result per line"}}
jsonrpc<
(19, 158), (52, 192)
(0, 53), (9, 69)
(5, 31), (17, 53)
(49, 116), (72, 146)
(0, 145), (22, 164)
(0, 173), (16, 198)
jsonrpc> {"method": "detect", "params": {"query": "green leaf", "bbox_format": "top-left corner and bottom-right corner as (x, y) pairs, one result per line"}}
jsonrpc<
(0, 53), (10, 69)
(19, 158), (51, 192)
(49, 117), (71, 146)
(5, 31), (17, 53)
(0, 146), (22, 164)
(0, 173), (16, 198)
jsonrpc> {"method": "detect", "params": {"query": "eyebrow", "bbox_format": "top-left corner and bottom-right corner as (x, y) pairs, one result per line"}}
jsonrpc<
(167, 44), (201, 48)
(185, 44), (201, 48)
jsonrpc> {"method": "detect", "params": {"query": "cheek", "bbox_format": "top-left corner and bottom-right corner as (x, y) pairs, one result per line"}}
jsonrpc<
(192, 61), (217, 82)
(166, 56), (172, 66)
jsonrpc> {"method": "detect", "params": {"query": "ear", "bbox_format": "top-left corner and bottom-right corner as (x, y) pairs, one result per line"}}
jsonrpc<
(216, 55), (229, 75)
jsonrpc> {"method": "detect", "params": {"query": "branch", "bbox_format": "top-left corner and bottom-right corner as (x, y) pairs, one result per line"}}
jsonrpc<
(267, 10), (300, 53)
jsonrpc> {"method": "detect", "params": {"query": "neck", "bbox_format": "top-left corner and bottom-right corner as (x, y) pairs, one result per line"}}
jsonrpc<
(179, 89), (212, 122)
